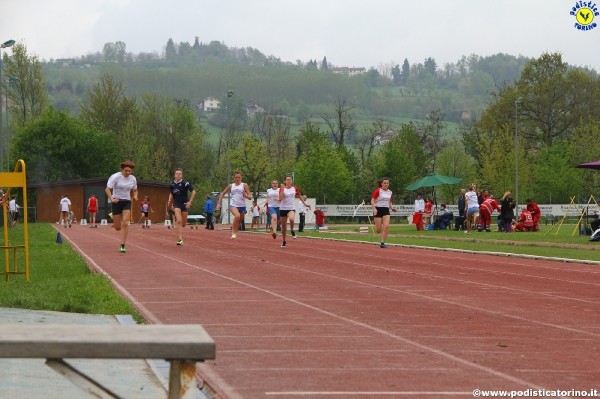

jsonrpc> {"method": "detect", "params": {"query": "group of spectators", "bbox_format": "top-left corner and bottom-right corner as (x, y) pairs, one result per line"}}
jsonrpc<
(451, 186), (541, 233)
(412, 184), (542, 233)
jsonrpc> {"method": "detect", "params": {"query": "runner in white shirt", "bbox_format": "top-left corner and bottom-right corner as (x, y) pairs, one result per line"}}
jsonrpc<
(464, 183), (479, 235)
(371, 177), (396, 248)
(278, 175), (310, 248)
(215, 171), (253, 239)
(266, 179), (281, 239)
(105, 160), (138, 253)
(59, 194), (72, 228)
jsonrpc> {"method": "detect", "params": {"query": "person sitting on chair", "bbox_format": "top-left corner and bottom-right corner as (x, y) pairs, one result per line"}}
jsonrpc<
(434, 204), (454, 230)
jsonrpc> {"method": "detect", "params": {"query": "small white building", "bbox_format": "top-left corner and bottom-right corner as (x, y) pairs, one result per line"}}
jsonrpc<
(202, 97), (221, 112)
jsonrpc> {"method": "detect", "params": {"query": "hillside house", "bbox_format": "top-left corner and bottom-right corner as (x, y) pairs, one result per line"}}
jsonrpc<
(245, 101), (265, 116)
(202, 97), (221, 112)
(373, 130), (397, 145)
(331, 67), (366, 76)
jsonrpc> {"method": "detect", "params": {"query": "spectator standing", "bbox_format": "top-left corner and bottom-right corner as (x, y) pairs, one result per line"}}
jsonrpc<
(464, 184), (479, 235)
(9, 195), (20, 228)
(59, 194), (72, 228)
(203, 195), (215, 230)
(413, 193), (425, 231)
(297, 195), (307, 232)
(455, 189), (466, 230)
(500, 191), (516, 233)
(87, 194), (98, 228)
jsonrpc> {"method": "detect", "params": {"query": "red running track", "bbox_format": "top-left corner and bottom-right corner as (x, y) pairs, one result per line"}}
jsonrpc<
(59, 223), (600, 399)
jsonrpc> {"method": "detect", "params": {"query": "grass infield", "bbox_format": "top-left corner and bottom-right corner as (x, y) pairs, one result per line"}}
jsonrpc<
(0, 223), (144, 322)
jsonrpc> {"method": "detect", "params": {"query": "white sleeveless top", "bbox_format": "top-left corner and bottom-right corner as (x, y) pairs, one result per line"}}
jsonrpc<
(230, 182), (246, 207)
(266, 188), (281, 208)
(280, 186), (299, 211)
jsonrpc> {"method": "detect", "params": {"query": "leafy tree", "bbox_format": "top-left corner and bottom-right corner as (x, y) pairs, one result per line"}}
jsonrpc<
(320, 57), (328, 71)
(12, 107), (117, 182)
(434, 141), (478, 204)
(165, 38), (177, 61)
(80, 74), (137, 136)
(566, 121), (600, 198)
(2, 42), (48, 128)
(391, 64), (401, 86)
(401, 58), (410, 85)
(424, 57), (437, 76)
(532, 140), (584, 204)
(373, 124), (426, 201)
(230, 134), (273, 197)
(294, 143), (353, 204)
(515, 52), (592, 146)
(321, 97), (356, 148)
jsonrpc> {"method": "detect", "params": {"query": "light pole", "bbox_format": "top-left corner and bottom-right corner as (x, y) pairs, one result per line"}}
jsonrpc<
(515, 97), (522, 213)
(5, 76), (17, 170)
(225, 90), (234, 224)
(0, 39), (16, 172)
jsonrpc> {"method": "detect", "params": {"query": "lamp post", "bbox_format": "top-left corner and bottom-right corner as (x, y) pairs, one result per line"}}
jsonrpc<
(0, 39), (16, 172)
(515, 97), (522, 213)
(225, 90), (234, 224)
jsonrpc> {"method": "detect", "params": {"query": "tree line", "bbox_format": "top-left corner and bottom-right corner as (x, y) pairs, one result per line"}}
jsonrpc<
(3, 41), (600, 212)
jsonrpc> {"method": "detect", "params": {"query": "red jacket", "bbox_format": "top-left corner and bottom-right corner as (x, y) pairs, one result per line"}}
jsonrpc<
(314, 210), (325, 225)
(480, 198), (500, 214)
(527, 201), (540, 217)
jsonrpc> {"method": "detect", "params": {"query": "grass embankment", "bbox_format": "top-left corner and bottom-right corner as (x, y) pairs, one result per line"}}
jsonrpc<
(301, 223), (600, 263)
(0, 223), (144, 322)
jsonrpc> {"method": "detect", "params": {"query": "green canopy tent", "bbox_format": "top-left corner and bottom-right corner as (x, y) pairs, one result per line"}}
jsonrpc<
(405, 173), (462, 219)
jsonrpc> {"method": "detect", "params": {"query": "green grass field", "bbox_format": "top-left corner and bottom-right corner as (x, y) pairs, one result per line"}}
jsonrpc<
(300, 223), (600, 262)
(0, 223), (144, 322)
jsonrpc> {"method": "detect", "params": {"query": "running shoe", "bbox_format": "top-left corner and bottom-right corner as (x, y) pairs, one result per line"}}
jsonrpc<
(119, 244), (126, 253)
(380, 243), (388, 248)
(177, 239), (184, 246)
(281, 241), (286, 248)
(231, 233), (237, 239)
(272, 232), (277, 239)
(291, 231), (296, 239)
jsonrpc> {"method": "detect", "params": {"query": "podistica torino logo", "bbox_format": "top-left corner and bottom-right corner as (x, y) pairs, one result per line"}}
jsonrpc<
(571, 1), (599, 31)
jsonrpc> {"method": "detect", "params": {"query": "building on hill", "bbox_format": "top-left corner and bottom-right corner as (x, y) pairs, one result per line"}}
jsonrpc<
(201, 97), (221, 112)
(372, 130), (397, 145)
(245, 101), (264, 116)
(331, 67), (366, 76)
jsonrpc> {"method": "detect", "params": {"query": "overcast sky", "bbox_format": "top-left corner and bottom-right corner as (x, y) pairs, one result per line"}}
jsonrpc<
(3, 0), (599, 70)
